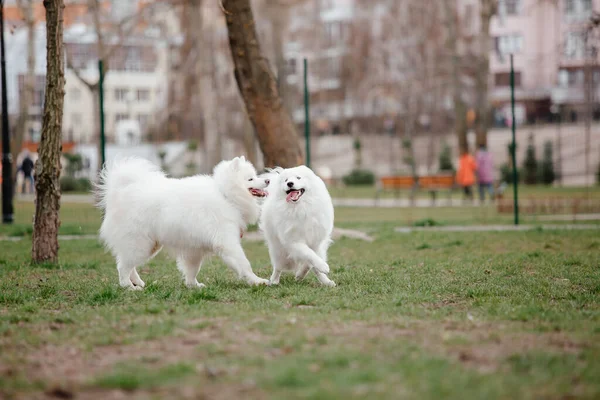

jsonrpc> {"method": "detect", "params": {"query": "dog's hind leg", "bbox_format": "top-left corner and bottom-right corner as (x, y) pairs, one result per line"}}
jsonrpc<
(294, 264), (310, 281)
(177, 251), (205, 289)
(313, 242), (335, 287)
(269, 269), (282, 285)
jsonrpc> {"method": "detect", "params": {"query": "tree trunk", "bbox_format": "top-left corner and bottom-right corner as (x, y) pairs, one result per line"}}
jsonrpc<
(223, 0), (303, 168)
(32, 0), (65, 264)
(242, 114), (258, 166)
(12, 0), (36, 183)
(443, 1), (468, 154)
(474, 0), (495, 148)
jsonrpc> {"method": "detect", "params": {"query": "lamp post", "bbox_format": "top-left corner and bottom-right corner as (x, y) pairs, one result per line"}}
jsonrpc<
(1, 0), (14, 224)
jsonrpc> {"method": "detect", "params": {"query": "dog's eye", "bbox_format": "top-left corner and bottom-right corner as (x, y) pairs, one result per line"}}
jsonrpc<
(297, 176), (301, 180)
(248, 178), (253, 181)
(285, 178), (288, 182)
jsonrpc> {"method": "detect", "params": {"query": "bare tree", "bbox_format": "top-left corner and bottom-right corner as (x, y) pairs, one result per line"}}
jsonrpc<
(32, 0), (65, 264)
(12, 0), (36, 183)
(474, 0), (497, 148)
(66, 0), (157, 167)
(222, 0), (303, 168)
(443, 0), (469, 154)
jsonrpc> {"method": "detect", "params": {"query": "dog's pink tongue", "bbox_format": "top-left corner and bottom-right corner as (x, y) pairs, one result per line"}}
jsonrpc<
(286, 190), (300, 202)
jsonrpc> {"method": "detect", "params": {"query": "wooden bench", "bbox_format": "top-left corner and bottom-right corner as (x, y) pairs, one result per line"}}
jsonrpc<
(418, 174), (456, 204)
(376, 176), (417, 202)
(376, 174), (455, 204)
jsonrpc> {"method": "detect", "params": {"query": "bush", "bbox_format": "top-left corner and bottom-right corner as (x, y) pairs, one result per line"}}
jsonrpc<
(539, 141), (555, 185)
(342, 169), (375, 186)
(438, 142), (454, 172)
(500, 164), (521, 184)
(522, 134), (538, 185)
(597, 162), (600, 186)
(60, 177), (92, 193)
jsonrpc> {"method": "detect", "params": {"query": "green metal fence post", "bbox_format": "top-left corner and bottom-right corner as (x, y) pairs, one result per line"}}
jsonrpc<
(510, 54), (519, 225)
(98, 59), (106, 168)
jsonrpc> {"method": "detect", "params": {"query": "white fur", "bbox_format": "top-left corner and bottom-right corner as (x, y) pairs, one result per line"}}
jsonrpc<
(95, 156), (270, 289)
(259, 165), (336, 287)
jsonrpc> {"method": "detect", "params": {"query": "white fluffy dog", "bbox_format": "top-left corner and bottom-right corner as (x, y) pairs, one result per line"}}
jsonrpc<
(259, 165), (336, 287)
(95, 156), (270, 289)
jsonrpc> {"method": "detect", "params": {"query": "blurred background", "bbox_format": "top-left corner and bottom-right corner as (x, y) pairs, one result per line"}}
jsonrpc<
(1, 0), (600, 193)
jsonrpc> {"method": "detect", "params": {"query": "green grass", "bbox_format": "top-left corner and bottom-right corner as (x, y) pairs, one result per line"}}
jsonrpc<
(329, 184), (600, 200)
(0, 200), (599, 399)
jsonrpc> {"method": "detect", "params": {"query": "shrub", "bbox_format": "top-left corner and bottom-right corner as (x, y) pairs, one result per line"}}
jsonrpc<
(64, 153), (83, 178)
(438, 142), (454, 172)
(539, 141), (555, 185)
(60, 177), (92, 193)
(342, 169), (375, 186)
(522, 134), (537, 185)
(597, 161), (600, 186)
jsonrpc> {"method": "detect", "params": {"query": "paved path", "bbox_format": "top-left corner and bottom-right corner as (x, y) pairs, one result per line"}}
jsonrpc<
(395, 224), (600, 234)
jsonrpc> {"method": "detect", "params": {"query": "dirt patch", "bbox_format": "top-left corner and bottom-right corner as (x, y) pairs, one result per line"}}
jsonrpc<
(327, 320), (589, 373)
(1, 318), (591, 398)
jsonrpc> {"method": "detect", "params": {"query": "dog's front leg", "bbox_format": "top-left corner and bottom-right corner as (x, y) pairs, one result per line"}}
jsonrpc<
(288, 243), (330, 275)
(219, 244), (269, 286)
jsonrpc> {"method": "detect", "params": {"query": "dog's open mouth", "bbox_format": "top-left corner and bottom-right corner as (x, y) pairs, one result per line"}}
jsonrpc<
(286, 188), (305, 203)
(249, 188), (268, 198)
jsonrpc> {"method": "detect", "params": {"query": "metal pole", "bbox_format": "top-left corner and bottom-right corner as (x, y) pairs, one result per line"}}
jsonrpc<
(98, 59), (106, 167)
(1, 0), (14, 224)
(510, 54), (519, 225)
(303, 58), (310, 168)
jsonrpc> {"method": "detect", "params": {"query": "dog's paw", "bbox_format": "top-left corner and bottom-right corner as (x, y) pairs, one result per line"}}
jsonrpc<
(131, 278), (145, 288)
(247, 276), (270, 286)
(186, 281), (206, 289)
(129, 284), (144, 291)
(316, 261), (330, 275)
(323, 280), (336, 288)
(268, 280), (280, 286)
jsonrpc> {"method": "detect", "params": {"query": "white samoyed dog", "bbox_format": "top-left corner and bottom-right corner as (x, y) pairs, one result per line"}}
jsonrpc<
(259, 165), (336, 287)
(95, 156), (270, 289)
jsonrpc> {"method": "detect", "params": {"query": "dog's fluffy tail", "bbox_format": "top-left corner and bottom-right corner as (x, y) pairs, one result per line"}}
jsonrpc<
(94, 157), (163, 211)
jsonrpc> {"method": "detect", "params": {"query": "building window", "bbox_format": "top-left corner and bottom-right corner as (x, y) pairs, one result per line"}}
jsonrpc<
(286, 58), (297, 75)
(495, 34), (523, 56)
(115, 113), (129, 123)
(505, 0), (520, 15)
(564, 31), (585, 59)
(565, 0), (576, 14)
(136, 89), (150, 101)
(69, 88), (81, 101)
(494, 72), (521, 87)
(137, 114), (149, 128)
(114, 88), (129, 101)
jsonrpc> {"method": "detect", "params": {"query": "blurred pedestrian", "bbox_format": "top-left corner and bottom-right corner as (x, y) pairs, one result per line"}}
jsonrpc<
(457, 148), (477, 203)
(476, 144), (494, 202)
(21, 151), (35, 194)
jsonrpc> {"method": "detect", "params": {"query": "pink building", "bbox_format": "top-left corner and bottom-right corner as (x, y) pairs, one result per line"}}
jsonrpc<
(488, 0), (598, 123)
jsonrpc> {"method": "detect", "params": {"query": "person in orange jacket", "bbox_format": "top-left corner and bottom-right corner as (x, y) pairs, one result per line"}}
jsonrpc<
(456, 148), (477, 202)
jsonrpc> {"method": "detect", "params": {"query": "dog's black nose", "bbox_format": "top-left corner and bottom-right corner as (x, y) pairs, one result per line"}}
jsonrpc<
(287, 181), (294, 188)
(265, 179), (270, 185)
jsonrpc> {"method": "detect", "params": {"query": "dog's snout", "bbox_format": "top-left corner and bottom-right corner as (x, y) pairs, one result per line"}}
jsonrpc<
(265, 179), (270, 185)
(287, 181), (294, 188)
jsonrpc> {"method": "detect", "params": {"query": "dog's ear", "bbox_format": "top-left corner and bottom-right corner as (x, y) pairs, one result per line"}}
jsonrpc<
(231, 157), (241, 170)
(240, 155), (246, 162)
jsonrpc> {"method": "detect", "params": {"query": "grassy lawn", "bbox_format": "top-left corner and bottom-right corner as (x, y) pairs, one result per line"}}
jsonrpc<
(1, 201), (599, 399)
(329, 184), (600, 200)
